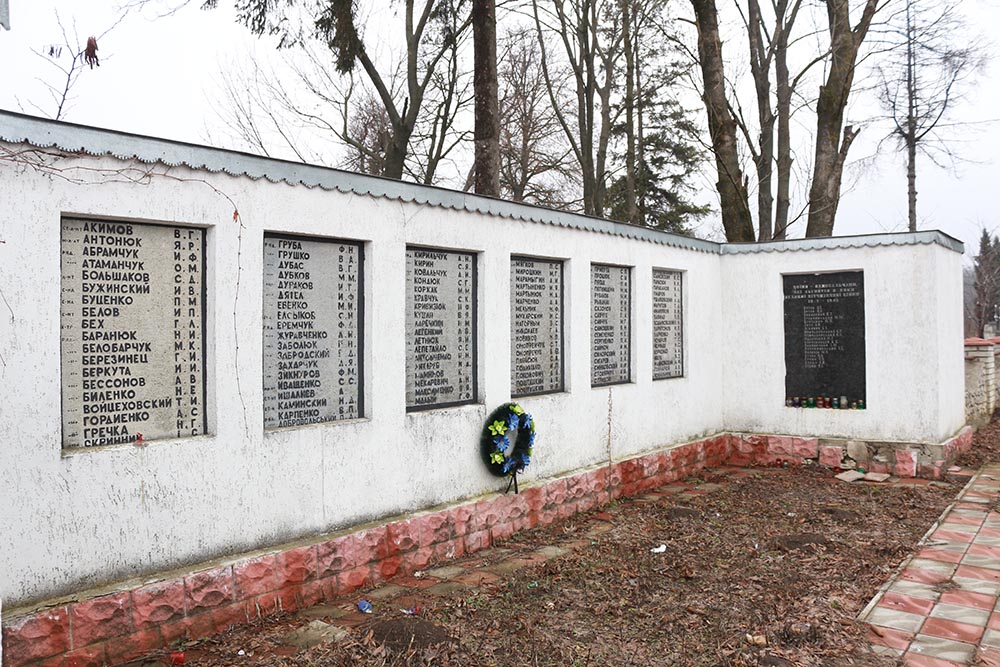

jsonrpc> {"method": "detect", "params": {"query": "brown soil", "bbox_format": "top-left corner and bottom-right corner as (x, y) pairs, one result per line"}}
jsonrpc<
(158, 467), (955, 667)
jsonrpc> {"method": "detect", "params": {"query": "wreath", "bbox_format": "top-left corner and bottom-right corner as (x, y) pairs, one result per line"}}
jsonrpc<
(480, 403), (535, 488)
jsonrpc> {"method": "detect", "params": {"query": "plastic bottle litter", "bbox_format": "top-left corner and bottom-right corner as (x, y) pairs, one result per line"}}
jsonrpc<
(357, 599), (373, 614)
(169, 652), (186, 665)
(400, 605), (421, 615)
(650, 544), (667, 554)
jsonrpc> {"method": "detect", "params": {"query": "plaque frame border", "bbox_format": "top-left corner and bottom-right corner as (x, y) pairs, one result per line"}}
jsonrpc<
(59, 216), (209, 451)
(780, 268), (867, 406)
(261, 231), (366, 428)
(651, 267), (684, 381)
(405, 245), (479, 413)
(510, 255), (565, 399)
(590, 262), (633, 388)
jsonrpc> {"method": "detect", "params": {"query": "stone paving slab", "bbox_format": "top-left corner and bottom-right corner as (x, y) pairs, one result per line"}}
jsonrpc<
(861, 464), (1000, 665)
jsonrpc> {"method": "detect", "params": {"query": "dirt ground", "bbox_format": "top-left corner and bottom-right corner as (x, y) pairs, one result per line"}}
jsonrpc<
(154, 464), (961, 667)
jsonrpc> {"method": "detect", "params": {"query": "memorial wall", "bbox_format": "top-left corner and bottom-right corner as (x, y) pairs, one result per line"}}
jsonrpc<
(0, 114), (966, 612)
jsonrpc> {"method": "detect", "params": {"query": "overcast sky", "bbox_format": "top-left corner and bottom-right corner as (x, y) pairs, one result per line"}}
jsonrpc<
(1, 0), (998, 258)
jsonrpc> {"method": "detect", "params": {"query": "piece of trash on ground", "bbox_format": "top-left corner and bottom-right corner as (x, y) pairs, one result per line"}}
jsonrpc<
(357, 599), (373, 613)
(650, 544), (667, 553)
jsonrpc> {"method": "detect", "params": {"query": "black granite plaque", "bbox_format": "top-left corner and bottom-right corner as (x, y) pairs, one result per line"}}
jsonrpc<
(783, 271), (866, 403)
(652, 269), (683, 379)
(511, 257), (563, 396)
(60, 218), (206, 448)
(591, 264), (631, 386)
(406, 248), (476, 410)
(262, 234), (363, 428)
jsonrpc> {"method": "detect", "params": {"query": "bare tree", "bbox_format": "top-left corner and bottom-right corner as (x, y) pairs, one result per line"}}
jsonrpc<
(236, 0), (474, 181)
(804, 0), (881, 237)
(496, 28), (579, 206)
(689, 0), (754, 241)
(877, 0), (984, 231)
(531, 0), (624, 217)
(21, 10), (129, 121)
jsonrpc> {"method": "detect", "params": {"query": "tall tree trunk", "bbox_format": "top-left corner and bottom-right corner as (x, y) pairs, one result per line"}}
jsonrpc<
(905, 0), (917, 231)
(773, 0), (797, 240)
(774, 18), (792, 239)
(621, 0), (638, 223)
(473, 0), (500, 196)
(747, 0), (774, 241)
(805, 0), (878, 237)
(690, 0), (754, 242)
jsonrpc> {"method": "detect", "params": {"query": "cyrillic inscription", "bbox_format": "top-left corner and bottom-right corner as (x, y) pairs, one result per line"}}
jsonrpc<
(783, 271), (866, 404)
(591, 264), (631, 386)
(60, 219), (205, 448)
(406, 248), (476, 409)
(511, 257), (563, 396)
(652, 269), (683, 379)
(262, 235), (362, 428)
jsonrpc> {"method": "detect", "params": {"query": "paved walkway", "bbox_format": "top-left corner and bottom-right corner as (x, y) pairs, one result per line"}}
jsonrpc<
(861, 464), (1000, 666)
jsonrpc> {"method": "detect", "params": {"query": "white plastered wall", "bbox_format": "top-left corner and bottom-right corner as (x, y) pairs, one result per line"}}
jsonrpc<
(720, 242), (966, 442)
(0, 154), (725, 608)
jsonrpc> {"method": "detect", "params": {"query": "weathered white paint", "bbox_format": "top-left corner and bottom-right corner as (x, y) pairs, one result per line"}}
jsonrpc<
(0, 145), (963, 611)
(721, 243), (966, 442)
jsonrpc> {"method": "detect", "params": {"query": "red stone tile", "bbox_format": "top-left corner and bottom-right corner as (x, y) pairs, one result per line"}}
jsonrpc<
(491, 521), (515, 543)
(545, 478), (569, 506)
(210, 603), (249, 634)
(449, 504), (476, 537)
(464, 529), (491, 554)
(939, 589), (996, 611)
(386, 518), (420, 555)
(451, 570), (501, 586)
(918, 617), (984, 643)
(981, 528), (1000, 538)
(416, 511), (452, 548)
(132, 578), (187, 628)
(337, 565), (372, 593)
(931, 530), (975, 544)
(275, 545), (318, 588)
(185, 566), (235, 615)
(898, 567), (951, 585)
(316, 536), (354, 577)
(353, 526), (388, 563)
(1, 608), (71, 667)
(916, 548), (964, 564)
(968, 544), (1000, 558)
(901, 654), (964, 667)
(394, 575), (439, 589)
(980, 647), (1000, 667)
(233, 555), (277, 599)
(944, 514), (983, 526)
(897, 478), (932, 487)
(989, 612), (1000, 630)
(431, 538), (465, 563)
(61, 643), (107, 667)
(956, 564), (1000, 582)
(878, 592), (936, 616)
(867, 624), (914, 651)
(818, 445), (843, 467)
(376, 556), (405, 579)
(299, 579), (331, 608)
(70, 592), (132, 646)
(103, 627), (163, 665)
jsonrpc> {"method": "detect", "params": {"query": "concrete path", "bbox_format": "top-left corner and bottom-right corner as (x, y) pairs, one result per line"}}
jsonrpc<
(861, 464), (1000, 666)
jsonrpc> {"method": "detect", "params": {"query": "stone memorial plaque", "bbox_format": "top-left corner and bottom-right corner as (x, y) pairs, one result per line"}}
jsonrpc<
(510, 257), (563, 396)
(262, 235), (362, 428)
(406, 248), (476, 410)
(60, 219), (205, 448)
(591, 264), (631, 386)
(652, 269), (683, 379)
(783, 271), (866, 403)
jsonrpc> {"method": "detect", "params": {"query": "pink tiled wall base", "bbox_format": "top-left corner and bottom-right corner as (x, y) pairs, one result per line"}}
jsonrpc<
(727, 426), (975, 480)
(2, 435), (733, 667)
